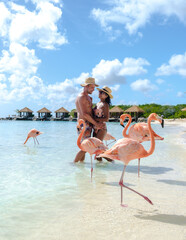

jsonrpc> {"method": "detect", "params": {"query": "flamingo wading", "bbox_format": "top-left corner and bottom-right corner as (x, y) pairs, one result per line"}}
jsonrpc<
(24, 129), (43, 145)
(98, 113), (164, 207)
(120, 113), (164, 177)
(77, 119), (108, 180)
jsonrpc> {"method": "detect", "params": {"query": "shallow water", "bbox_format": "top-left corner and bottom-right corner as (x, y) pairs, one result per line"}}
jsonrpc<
(0, 120), (185, 240)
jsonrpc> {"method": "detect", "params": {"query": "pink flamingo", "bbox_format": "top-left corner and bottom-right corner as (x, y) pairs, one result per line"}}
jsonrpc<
(24, 129), (43, 145)
(120, 114), (164, 177)
(77, 119), (108, 180)
(104, 132), (116, 146)
(98, 113), (164, 207)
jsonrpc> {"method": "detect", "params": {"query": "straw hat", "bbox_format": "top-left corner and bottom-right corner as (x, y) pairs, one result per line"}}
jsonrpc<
(97, 86), (113, 99)
(81, 77), (99, 87)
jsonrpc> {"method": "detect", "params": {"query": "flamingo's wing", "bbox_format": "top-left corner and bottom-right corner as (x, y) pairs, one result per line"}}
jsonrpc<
(99, 139), (146, 164)
(81, 137), (108, 155)
(129, 123), (163, 142)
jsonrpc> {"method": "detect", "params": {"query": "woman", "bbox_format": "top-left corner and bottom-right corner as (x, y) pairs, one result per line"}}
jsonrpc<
(93, 86), (113, 161)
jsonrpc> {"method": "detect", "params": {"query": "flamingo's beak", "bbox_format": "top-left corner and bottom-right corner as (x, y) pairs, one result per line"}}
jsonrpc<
(120, 119), (125, 128)
(153, 132), (164, 140)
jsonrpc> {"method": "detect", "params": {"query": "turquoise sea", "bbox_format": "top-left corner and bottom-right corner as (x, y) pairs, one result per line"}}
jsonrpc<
(0, 120), (185, 240)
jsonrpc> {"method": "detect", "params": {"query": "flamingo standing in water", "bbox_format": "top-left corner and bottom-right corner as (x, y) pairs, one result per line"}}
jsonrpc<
(104, 132), (116, 146)
(77, 119), (108, 180)
(120, 114), (164, 177)
(24, 129), (43, 145)
(98, 113), (164, 207)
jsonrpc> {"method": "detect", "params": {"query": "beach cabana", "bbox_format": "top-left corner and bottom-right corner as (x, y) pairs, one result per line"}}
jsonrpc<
(37, 107), (52, 120)
(18, 107), (34, 120)
(109, 106), (124, 120)
(125, 105), (144, 122)
(55, 107), (69, 119)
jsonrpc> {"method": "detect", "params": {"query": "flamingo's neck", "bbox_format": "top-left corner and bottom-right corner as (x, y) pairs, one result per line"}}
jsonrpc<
(24, 136), (29, 144)
(146, 116), (155, 157)
(77, 120), (85, 151)
(122, 114), (132, 138)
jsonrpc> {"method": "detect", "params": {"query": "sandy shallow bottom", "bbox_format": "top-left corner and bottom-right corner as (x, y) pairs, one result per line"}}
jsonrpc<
(0, 120), (186, 240)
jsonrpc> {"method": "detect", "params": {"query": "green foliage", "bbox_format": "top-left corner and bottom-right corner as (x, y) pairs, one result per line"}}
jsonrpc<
(114, 103), (186, 119)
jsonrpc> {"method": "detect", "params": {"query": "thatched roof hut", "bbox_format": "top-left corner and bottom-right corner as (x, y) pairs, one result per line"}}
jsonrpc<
(19, 107), (33, 113)
(55, 107), (69, 118)
(109, 106), (124, 118)
(125, 105), (144, 122)
(19, 107), (33, 118)
(125, 105), (144, 113)
(37, 107), (52, 119)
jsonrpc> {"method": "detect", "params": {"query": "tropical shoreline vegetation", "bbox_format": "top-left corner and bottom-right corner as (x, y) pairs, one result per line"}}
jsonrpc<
(114, 103), (186, 119)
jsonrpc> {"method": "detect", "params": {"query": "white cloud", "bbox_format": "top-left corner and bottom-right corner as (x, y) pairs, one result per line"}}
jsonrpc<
(130, 79), (158, 92)
(177, 91), (184, 97)
(0, 43), (41, 88)
(0, 74), (6, 82)
(0, 0), (68, 104)
(119, 58), (150, 75)
(92, 57), (149, 85)
(92, 59), (124, 85)
(47, 79), (81, 102)
(0, 2), (11, 37)
(111, 84), (120, 92)
(156, 52), (186, 76)
(156, 78), (165, 84)
(73, 72), (90, 85)
(9, 1), (67, 49)
(91, 0), (186, 35)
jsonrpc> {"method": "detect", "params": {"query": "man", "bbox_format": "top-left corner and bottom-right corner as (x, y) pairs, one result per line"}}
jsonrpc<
(74, 77), (103, 162)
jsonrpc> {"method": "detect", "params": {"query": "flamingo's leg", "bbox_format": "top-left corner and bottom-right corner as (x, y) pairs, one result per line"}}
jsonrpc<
(138, 158), (140, 178)
(119, 165), (128, 207)
(106, 139), (116, 147)
(35, 137), (39, 145)
(119, 180), (153, 205)
(33, 137), (36, 145)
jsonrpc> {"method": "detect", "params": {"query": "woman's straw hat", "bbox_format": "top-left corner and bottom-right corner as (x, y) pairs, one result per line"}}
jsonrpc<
(97, 86), (113, 99)
(81, 77), (99, 87)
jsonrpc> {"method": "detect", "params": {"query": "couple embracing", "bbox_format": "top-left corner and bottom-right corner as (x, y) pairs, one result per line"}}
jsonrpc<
(74, 77), (113, 163)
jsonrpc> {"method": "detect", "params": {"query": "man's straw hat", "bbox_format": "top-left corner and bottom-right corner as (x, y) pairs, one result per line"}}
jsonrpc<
(97, 86), (113, 99)
(81, 77), (99, 87)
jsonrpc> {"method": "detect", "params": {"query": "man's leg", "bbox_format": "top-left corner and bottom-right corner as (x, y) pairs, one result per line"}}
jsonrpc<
(74, 150), (86, 163)
(93, 129), (107, 162)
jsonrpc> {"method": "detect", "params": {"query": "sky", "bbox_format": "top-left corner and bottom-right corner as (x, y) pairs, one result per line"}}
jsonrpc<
(0, 0), (186, 117)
